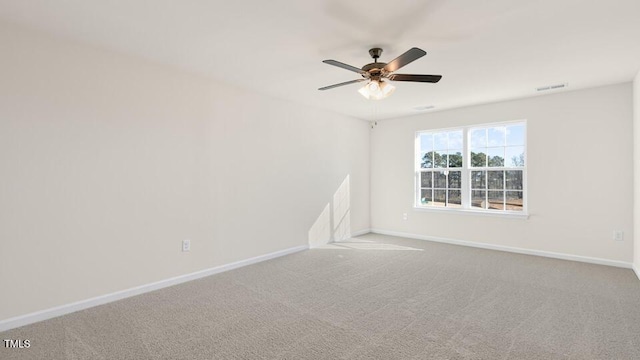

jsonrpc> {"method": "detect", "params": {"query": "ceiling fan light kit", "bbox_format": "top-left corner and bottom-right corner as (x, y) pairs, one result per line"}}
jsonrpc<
(319, 47), (442, 100)
(358, 80), (395, 100)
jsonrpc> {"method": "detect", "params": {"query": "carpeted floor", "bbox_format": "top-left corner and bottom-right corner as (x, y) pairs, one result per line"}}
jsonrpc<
(2, 233), (640, 359)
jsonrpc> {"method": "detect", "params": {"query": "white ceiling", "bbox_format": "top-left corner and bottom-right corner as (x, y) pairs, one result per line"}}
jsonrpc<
(1, 0), (639, 120)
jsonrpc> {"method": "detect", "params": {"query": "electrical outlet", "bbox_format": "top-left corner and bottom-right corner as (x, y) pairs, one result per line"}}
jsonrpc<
(182, 239), (191, 252)
(402, 213), (408, 221)
(613, 230), (624, 241)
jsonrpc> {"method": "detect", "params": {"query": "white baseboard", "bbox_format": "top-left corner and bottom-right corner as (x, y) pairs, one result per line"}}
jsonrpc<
(0, 244), (308, 333)
(633, 263), (640, 280)
(350, 228), (371, 237)
(370, 228), (633, 269)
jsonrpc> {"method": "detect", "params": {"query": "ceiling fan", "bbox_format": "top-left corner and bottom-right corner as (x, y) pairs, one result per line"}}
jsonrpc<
(318, 47), (441, 100)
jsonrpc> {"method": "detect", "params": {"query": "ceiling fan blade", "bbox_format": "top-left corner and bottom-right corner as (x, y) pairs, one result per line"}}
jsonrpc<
(318, 79), (367, 91)
(383, 48), (427, 73)
(322, 60), (366, 75)
(387, 74), (442, 83)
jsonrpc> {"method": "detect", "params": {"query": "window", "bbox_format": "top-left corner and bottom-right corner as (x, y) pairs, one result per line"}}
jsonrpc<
(415, 121), (526, 214)
(418, 130), (463, 208)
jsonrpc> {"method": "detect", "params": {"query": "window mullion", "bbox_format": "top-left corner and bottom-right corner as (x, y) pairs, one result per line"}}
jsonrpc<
(461, 127), (470, 209)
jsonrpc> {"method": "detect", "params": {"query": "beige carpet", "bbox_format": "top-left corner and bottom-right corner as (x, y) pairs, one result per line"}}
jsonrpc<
(2, 233), (640, 359)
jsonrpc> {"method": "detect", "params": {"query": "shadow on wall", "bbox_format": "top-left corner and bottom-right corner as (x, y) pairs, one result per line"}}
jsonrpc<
(308, 175), (350, 248)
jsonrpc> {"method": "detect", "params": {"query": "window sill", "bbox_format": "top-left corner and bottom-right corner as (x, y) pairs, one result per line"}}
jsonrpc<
(412, 206), (529, 219)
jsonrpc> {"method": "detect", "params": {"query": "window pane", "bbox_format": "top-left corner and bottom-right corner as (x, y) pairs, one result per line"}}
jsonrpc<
(433, 151), (447, 168)
(434, 171), (447, 188)
(434, 133), (448, 150)
(421, 172), (433, 188)
(506, 191), (523, 211)
(421, 151), (433, 168)
(506, 124), (525, 146)
(487, 147), (504, 167)
(448, 131), (463, 149)
(488, 127), (506, 146)
(471, 190), (486, 209)
(470, 129), (486, 148)
(448, 171), (461, 188)
(488, 191), (504, 210)
(433, 190), (446, 206)
(505, 146), (525, 167)
(505, 170), (523, 190)
(471, 171), (486, 189)
(470, 150), (487, 167)
(488, 171), (504, 190)
(448, 190), (461, 207)
(420, 133), (433, 152)
(420, 189), (433, 205)
(448, 150), (463, 167)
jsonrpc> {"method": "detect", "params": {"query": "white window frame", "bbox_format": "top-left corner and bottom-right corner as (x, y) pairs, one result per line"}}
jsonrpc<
(414, 120), (528, 219)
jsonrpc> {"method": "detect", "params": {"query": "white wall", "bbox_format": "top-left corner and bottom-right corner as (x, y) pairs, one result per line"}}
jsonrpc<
(0, 23), (370, 321)
(371, 83), (634, 263)
(634, 71), (640, 275)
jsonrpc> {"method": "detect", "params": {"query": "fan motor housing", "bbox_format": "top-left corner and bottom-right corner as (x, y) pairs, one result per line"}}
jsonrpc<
(362, 62), (387, 75)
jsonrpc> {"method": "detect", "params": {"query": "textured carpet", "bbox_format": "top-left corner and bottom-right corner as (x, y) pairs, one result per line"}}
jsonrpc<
(2, 233), (640, 359)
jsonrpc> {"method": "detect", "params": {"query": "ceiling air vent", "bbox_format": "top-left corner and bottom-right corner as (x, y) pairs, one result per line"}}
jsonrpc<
(413, 105), (435, 111)
(536, 83), (568, 92)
